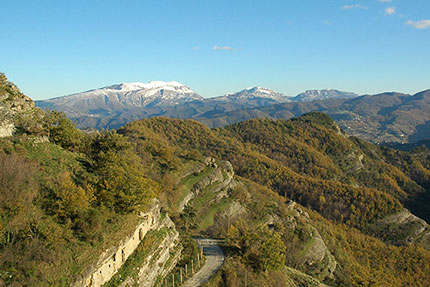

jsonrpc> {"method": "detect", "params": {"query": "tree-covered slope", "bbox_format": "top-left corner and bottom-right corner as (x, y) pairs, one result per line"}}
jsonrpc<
(3, 75), (430, 286)
(120, 114), (430, 228)
(117, 114), (430, 285)
(196, 90), (430, 144)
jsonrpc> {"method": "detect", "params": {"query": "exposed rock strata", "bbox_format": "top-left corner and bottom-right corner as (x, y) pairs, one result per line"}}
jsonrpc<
(71, 200), (181, 287)
(179, 158), (234, 211)
(371, 209), (430, 248)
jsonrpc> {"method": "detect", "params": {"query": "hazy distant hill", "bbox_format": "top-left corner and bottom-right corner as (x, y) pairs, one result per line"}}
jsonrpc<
(197, 90), (430, 144)
(36, 83), (357, 130)
(292, 89), (358, 102)
(36, 83), (430, 143)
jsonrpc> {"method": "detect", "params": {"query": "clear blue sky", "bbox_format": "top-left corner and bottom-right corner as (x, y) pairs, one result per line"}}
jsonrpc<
(1, 0), (429, 100)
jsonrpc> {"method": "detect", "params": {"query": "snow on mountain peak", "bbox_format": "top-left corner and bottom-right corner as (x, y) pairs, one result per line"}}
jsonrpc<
(104, 81), (188, 92)
(244, 86), (272, 94)
(215, 86), (288, 103)
(45, 80), (202, 110)
(292, 89), (359, 102)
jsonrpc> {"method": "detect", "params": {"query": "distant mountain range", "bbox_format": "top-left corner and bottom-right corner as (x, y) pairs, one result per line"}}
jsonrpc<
(36, 82), (358, 129)
(292, 89), (358, 102)
(37, 81), (202, 117)
(196, 90), (430, 144)
(36, 82), (430, 144)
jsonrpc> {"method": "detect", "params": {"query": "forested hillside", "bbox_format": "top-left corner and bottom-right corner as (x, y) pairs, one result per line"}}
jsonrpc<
(36, 86), (430, 145)
(121, 113), (430, 227)
(196, 90), (430, 144)
(2, 75), (430, 286)
(118, 114), (430, 286)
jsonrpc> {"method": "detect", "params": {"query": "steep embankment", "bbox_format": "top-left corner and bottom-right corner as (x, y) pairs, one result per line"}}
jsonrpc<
(119, 116), (430, 286)
(0, 73), (44, 138)
(72, 200), (181, 287)
(114, 213), (182, 287)
(369, 209), (430, 249)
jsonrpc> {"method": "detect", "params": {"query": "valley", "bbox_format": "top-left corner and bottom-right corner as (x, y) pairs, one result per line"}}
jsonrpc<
(2, 74), (430, 286)
(36, 82), (430, 145)
(2, 1), (430, 286)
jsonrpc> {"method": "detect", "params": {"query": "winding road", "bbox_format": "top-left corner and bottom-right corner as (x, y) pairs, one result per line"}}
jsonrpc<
(182, 239), (225, 287)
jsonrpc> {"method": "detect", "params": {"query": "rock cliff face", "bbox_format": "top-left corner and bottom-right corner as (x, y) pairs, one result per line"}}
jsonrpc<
(178, 157), (234, 211)
(0, 120), (14, 138)
(71, 200), (181, 287)
(283, 201), (337, 280)
(118, 215), (181, 287)
(370, 209), (430, 249)
(0, 74), (42, 137)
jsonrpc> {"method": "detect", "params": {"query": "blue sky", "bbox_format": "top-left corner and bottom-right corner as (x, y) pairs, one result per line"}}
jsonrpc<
(0, 0), (429, 100)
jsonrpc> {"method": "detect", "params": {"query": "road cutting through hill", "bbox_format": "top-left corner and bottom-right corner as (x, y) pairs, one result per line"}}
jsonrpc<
(182, 239), (225, 287)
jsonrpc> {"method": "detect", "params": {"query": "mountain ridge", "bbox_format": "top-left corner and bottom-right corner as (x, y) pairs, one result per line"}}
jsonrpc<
(3, 74), (430, 286)
(35, 81), (430, 144)
(35, 83), (359, 130)
(197, 89), (430, 144)
(292, 88), (358, 102)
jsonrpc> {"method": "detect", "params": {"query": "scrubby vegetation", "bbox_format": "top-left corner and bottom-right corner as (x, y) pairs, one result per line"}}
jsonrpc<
(119, 115), (430, 286)
(2, 75), (430, 286)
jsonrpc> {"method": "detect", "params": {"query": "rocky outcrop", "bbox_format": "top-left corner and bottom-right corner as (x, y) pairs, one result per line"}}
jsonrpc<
(0, 76), (42, 138)
(119, 215), (182, 287)
(179, 158), (234, 211)
(370, 209), (430, 249)
(212, 201), (248, 232)
(301, 226), (337, 279)
(285, 201), (337, 280)
(284, 266), (330, 287)
(71, 200), (181, 287)
(191, 160), (234, 195)
(0, 120), (14, 137)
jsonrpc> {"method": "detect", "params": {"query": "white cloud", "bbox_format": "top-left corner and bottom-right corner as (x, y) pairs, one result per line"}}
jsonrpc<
(384, 7), (396, 15)
(378, 0), (392, 3)
(212, 45), (235, 51)
(192, 46), (200, 51)
(341, 4), (368, 10)
(406, 20), (430, 29)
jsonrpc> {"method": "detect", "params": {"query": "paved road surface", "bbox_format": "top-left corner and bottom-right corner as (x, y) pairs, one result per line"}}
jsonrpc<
(182, 239), (225, 287)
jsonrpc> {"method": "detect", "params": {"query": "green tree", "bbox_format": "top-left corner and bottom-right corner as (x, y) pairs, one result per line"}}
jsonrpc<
(227, 222), (286, 272)
(43, 172), (94, 220)
(89, 131), (156, 212)
(256, 226), (286, 271)
(44, 110), (83, 151)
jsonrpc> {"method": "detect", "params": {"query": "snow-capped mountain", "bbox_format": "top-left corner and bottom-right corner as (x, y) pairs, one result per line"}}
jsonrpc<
(213, 86), (289, 102)
(96, 81), (197, 97)
(37, 81), (203, 117)
(36, 82), (363, 130)
(292, 89), (359, 102)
